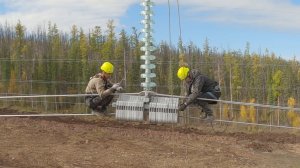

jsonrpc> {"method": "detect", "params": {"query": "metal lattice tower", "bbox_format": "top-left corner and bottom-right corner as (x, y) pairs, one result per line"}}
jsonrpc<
(140, 0), (156, 92)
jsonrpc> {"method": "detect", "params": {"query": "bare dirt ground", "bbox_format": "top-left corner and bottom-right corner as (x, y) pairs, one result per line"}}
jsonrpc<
(1, 108), (300, 168)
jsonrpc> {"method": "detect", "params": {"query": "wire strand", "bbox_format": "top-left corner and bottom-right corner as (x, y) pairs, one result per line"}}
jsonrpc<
(176, 0), (182, 43)
(1, 93), (300, 111)
(0, 114), (94, 117)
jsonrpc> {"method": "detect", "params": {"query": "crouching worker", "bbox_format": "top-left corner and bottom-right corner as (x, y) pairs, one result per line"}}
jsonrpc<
(177, 67), (221, 121)
(85, 62), (122, 115)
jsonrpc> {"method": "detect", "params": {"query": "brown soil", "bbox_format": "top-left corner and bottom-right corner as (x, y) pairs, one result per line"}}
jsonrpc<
(1, 108), (300, 168)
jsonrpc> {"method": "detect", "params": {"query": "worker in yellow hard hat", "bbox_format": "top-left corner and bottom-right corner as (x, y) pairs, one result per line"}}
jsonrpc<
(85, 62), (123, 115)
(177, 66), (221, 121)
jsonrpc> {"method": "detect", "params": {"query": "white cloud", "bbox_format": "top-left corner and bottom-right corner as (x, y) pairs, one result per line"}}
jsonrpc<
(176, 0), (300, 31)
(0, 0), (139, 32)
(1, 0), (300, 33)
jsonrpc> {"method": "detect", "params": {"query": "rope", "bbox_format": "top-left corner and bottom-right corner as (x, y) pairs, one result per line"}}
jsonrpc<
(168, 0), (172, 46)
(167, 0), (174, 95)
(1, 92), (299, 130)
(1, 93), (300, 111)
(216, 119), (300, 130)
(210, 117), (233, 133)
(0, 94), (88, 99)
(154, 93), (300, 111)
(176, 0), (182, 45)
(1, 112), (299, 130)
(181, 116), (300, 130)
(0, 113), (94, 117)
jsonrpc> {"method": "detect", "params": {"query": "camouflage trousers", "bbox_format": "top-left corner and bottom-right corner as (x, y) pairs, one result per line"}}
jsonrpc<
(85, 94), (114, 110)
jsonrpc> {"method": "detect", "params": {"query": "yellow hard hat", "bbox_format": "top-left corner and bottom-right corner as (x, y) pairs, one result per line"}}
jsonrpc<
(100, 62), (114, 74)
(177, 67), (190, 80)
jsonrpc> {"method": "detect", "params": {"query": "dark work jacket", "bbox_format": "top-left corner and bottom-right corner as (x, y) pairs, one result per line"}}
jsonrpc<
(185, 69), (219, 105)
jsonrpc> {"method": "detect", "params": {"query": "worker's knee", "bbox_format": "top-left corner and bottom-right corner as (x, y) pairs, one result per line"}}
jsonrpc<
(85, 96), (102, 109)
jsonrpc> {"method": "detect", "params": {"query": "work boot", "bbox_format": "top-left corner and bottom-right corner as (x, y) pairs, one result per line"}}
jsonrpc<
(91, 110), (102, 116)
(202, 114), (214, 122)
(91, 105), (105, 116)
(203, 115), (214, 122)
(93, 106), (109, 116)
(99, 106), (107, 112)
(200, 112), (207, 119)
(95, 105), (107, 112)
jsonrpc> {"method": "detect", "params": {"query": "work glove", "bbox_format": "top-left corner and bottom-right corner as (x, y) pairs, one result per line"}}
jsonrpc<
(102, 83), (120, 97)
(111, 83), (120, 91)
(178, 102), (187, 111)
(116, 86), (123, 92)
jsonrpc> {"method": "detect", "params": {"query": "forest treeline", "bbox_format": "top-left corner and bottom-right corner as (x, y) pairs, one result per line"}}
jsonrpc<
(0, 20), (300, 107)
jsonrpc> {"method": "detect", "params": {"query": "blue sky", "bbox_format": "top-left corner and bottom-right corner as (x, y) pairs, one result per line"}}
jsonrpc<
(0, 0), (300, 60)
